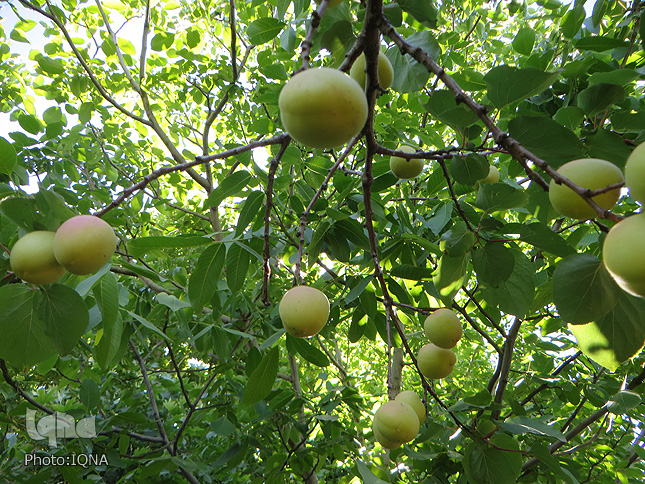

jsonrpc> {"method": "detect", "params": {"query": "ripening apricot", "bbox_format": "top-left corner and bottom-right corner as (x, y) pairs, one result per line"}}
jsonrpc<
(279, 285), (330, 337)
(278, 68), (368, 149)
(10, 231), (67, 284)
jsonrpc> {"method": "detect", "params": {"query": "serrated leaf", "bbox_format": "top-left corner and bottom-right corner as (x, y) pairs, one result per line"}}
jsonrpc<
(95, 312), (125, 371)
(391, 264), (435, 280)
(508, 116), (586, 168)
(0, 285), (57, 368)
(463, 434), (523, 484)
(356, 461), (390, 484)
(433, 253), (468, 303)
(474, 183), (528, 212)
(472, 242), (515, 287)
(242, 346), (279, 405)
(553, 254), (619, 325)
(518, 222), (576, 257)
(127, 235), (211, 257)
(226, 242), (250, 293)
(235, 191), (264, 237)
(501, 417), (567, 442)
(93, 272), (119, 331)
(450, 153), (489, 185)
(246, 18), (285, 45)
(560, 5), (585, 39)
(39, 284), (89, 355)
(286, 334), (329, 367)
(577, 83), (625, 116)
(607, 391), (642, 415)
(423, 90), (480, 131)
(575, 36), (630, 52)
(205, 170), (253, 208)
(156, 292), (191, 311)
(188, 243), (226, 311)
(396, 0), (438, 27)
(569, 291), (645, 371)
(80, 378), (100, 410)
(484, 66), (560, 108)
(18, 114), (42, 135)
(481, 249), (536, 318)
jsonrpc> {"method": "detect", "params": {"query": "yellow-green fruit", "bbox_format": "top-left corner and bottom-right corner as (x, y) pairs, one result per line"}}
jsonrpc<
(417, 343), (456, 379)
(10, 231), (67, 284)
(602, 213), (645, 298)
(349, 51), (394, 90)
(424, 308), (463, 349)
(315, 0), (342, 7)
(372, 419), (402, 449)
(478, 165), (499, 184)
(390, 145), (424, 179)
(279, 285), (330, 337)
(625, 142), (645, 204)
(53, 215), (118, 275)
(548, 158), (624, 220)
(373, 400), (420, 444)
(394, 390), (426, 425)
(278, 67), (368, 149)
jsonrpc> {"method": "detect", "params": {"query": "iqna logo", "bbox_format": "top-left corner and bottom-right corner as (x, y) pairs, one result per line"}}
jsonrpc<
(25, 410), (97, 447)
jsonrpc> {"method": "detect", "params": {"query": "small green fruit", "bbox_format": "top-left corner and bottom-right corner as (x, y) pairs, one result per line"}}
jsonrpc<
(389, 145), (424, 179)
(478, 165), (499, 184)
(625, 141), (645, 204)
(279, 67), (368, 149)
(373, 400), (420, 444)
(349, 51), (394, 90)
(548, 158), (624, 220)
(279, 285), (330, 337)
(424, 308), (463, 349)
(602, 213), (645, 298)
(10, 231), (67, 284)
(53, 215), (118, 275)
(417, 343), (456, 379)
(394, 390), (426, 425)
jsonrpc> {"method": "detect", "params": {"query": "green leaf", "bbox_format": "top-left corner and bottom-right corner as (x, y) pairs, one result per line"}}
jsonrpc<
(18, 114), (42, 135)
(150, 32), (175, 51)
(560, 5), (585, 39)
(481, 249), (536, 318)
(156, 293), (191, 311)
(128, 311), (172, 342)
(0, 285), (56, 368)
(517, 222), (576, 257)
(246, 18), (285, 45)
(463, 434), (523, 484)
(471, 242), (515, 287)
(484, 66), (560, 108)
(386, 32), (441, 94)
(607, 391), (642, 415)
(390, 264), (435, 280)
(95, 313), (125, 370)
(450, 153), (489, 185)
(569, 291), (645, 371)
(577, 83), (625, 116)
(501, 416), (567, 442)
(508, 116), (586, 168)
(474, 183), (528, 212)
(396, 0), (438, 27)
(423, 90), (480, 131)
(286, 334), (329, 367)
(433, 253), (468, 303)
(36, 55), (65, 75)
(450, 69), (487, 91)
(356, 461), (390, 484)
(553, 106), (584, 129)
(0, 137), (17, 175)
(242, 346), (279, 405)
(553, 254), (619, 325)
(188, 242), (226, 311)
(512, 27), (536, 55)
(80, 378), (100, 410)
(38, 284), (89, 355)
(575, 36), (630, 52)
(205, 170), (253, 207)
(226, 242), (251, 293)
(127, 235), (211, 256)
(93, 272), (119, 331)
